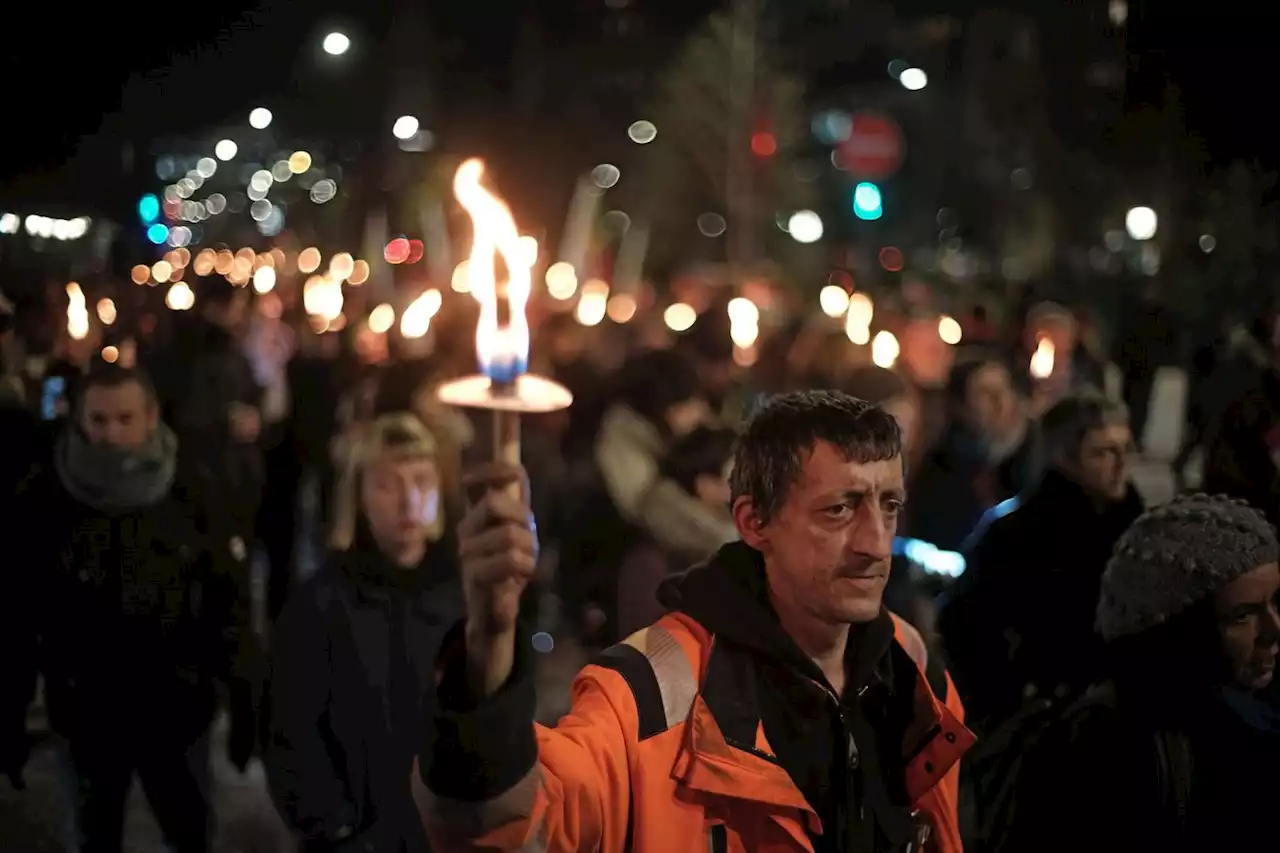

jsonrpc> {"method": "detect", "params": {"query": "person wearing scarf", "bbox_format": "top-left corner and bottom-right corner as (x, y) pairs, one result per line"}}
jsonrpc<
(265, 412), (462, 853)
(0, 363), (247, 853)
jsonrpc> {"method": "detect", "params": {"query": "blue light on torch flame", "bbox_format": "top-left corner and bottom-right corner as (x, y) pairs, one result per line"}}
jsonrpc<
(482, 348), (527, 387)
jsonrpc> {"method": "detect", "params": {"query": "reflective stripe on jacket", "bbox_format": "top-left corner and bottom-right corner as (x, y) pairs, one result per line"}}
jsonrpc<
(416, 611), (975, 853)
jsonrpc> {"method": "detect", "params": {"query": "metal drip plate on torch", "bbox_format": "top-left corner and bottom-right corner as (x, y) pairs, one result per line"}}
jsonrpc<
(436, 374), (573, 413)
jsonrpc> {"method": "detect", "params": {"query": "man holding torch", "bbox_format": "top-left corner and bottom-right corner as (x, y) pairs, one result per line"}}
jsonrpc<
(421, 392), (972, 853)
(419, 158), (969, 853)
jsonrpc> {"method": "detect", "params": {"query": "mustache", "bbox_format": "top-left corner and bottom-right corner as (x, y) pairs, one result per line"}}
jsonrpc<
(837, 556), (887, 578)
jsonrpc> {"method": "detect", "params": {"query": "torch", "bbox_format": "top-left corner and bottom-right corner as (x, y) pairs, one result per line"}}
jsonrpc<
(437, 158), (573, 499)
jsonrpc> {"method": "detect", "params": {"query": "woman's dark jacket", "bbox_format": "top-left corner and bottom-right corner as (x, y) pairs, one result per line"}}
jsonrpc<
(265, 533), (463, 853)
(1007, 679), (1280, 852)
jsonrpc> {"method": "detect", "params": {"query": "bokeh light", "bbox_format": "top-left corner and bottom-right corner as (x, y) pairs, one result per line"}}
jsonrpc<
(392, 116), (420, 140)
(663, 302), (697, 332)
(323, 32), (350, 56)
(788, 211), (824, 244)
(627, 120), (657, 144)
(368, 303), (395, 334)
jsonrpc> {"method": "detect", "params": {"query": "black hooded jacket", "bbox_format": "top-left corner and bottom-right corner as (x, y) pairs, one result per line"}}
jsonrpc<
(265, 529), (463, 853)
(653, 544), (936, 852)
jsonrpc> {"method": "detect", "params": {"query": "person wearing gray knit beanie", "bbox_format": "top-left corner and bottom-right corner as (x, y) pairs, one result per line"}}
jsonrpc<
(1000, 495), (1280, 853)
(1097, 493), (1280, 689)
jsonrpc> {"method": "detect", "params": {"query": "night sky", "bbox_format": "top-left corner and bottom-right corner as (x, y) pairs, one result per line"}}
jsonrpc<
(1, 1), (1271, 191)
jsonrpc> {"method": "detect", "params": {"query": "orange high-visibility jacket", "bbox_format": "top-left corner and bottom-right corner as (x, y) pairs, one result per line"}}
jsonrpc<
(416, 611), (974, 853)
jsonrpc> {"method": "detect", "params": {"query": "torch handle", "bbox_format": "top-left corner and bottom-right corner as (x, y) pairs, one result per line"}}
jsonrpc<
(492, 409), (523, 501)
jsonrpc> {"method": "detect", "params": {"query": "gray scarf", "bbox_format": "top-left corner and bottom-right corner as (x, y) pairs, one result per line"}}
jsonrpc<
(55, 423), (178, 511)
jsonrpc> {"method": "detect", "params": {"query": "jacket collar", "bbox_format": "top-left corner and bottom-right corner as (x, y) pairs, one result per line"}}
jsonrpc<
(670, 623), (974, 844)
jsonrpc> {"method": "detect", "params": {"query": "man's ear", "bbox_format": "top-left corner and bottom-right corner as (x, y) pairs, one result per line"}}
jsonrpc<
(732, 496), (769, 551)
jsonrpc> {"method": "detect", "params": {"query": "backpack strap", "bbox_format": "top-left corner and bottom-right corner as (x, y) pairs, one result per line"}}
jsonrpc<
(591, 621), (701, 852)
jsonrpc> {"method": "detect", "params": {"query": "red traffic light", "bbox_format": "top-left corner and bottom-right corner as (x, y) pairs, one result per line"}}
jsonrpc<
(750, 132), (777, 157)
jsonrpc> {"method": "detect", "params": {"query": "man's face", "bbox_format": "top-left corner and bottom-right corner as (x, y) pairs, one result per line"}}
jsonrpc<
(964, 363), (1017, 442)
(1215, 562), (1280, 690)
(738, 440), (905, 625)
(1071, 423), (1134, 502)
(80, 380), (156, 449)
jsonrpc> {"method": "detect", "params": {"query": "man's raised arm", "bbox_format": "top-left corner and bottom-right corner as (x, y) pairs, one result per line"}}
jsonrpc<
(415, 464), (636, 853)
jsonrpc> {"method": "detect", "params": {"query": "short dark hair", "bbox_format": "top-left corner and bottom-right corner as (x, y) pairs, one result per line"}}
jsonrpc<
(661, 426), (737, 494)
(77, 362), (156, 405)
(1041, 392), (1129, 464)
(729, 390), (901, 523)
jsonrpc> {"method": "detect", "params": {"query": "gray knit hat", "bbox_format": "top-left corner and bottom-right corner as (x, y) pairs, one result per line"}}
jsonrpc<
(1096, 493), (1278, 642)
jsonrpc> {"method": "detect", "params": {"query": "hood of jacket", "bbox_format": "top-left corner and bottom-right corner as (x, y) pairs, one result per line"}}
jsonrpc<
(657, 540), (895, 693)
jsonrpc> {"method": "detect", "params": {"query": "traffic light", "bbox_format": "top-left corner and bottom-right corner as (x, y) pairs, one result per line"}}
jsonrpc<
(853, 182), (883, 221)
(751, 132), (777, 157)
(137, 194), (160, 225)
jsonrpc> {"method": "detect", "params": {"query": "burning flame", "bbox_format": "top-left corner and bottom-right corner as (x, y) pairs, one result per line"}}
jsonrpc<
(400, 289), (443, 339)
(1030, 337), (1055, 379)
(453, 158), (533, 383)
(728, 297), (760, 349)
(66, 282), (89, 340)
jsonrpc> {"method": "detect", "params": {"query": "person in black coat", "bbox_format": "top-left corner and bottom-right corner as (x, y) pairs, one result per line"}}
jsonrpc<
(906, 355), (1040, 554)
(0, 363), (249, 853)
(265, 412), (464, 853)
(939, 393), (1143, 732)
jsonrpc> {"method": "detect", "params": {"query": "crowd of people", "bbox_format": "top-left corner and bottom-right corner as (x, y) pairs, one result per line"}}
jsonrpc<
(0, 275), (1278, 852)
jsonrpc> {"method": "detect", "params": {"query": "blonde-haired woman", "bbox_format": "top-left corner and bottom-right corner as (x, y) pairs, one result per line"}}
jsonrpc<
(265, 413), (461, 853)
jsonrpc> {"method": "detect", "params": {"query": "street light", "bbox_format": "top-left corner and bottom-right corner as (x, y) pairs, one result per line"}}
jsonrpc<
(788, 211), (824, 244)
(322, 32), (350, 56)
(899, 68), (928, 91)
(392, 116), (420, 140)
(214, 139), (238, 161)
(1125, 206), (1158, 241)
(249, 107), (273, 129)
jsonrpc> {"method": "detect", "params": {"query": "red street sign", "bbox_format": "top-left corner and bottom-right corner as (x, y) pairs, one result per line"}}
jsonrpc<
(836, 112), (904, 179)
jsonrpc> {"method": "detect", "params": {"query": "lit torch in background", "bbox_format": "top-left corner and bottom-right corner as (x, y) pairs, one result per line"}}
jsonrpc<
(65, 283), (89, 340)
(1030, 335), (1055, 380)
(437, 158), (573, 488)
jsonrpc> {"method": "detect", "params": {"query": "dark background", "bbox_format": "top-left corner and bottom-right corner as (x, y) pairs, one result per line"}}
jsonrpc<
(2, 0), (1269, 186)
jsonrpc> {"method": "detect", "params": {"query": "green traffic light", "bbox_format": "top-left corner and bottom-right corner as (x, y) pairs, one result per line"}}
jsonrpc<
(853, 182), (883, 221)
